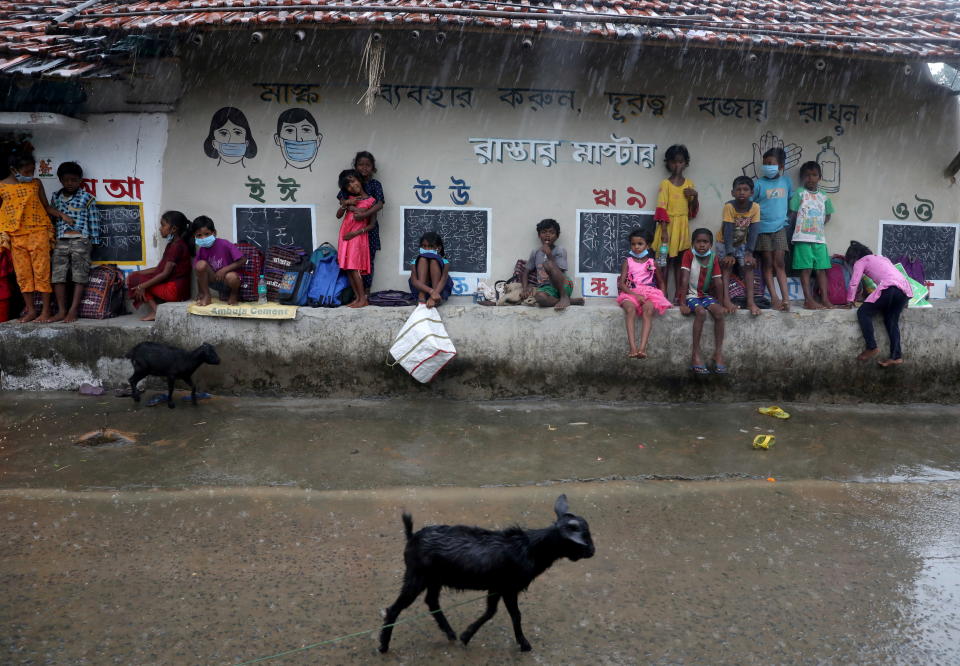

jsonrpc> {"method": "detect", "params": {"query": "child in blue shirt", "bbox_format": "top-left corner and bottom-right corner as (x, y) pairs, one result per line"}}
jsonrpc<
(752, 147), (793, 311)
(49, 162), (100, 323)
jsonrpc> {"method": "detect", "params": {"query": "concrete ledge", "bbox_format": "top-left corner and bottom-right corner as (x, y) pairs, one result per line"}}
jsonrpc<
(2, 300), (959, 402)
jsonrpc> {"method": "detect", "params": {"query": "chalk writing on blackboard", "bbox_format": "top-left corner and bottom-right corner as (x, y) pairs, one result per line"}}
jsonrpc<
(233, 205), (316, 252)
(400, 206), (491, 276)
(576, 209), (655, 276)
(91, 201), (145, 265)
(878, 220), (959, 283)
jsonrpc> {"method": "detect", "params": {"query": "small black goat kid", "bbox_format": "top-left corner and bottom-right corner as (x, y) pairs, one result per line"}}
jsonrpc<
(378, 494), (595, 653)
(126, 342), (220, 408)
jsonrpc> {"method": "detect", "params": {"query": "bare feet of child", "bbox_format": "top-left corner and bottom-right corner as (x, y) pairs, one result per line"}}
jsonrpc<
(856, 348), (879, 362)
(749, 304), (761, 316)
(195, 293), (212, 307)
(348, 296), (369, 308)
(723, 301), (738, 314)
(18, 308), (39, 323)
(878, 358), (903, 368)
(770, 297), (782, 312)
(35, 308), (54, 323)
(554, 294), (571, 311)
(63, 311), (79, 322)
(227, 294), (239, 307)
(780, 299), (791, 312)
(636, 347), (648, 359)
(140, 313), (156, 322)
(46, 311), (67, 323)
(802, 300), (824, 310)
(570, 297), (585, 306)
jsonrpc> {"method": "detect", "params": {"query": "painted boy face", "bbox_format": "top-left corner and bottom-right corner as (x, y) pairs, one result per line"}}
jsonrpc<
(213, 120), (249, 164)
(59, 173), (83, 194)
(802, 169), (821, 191)
(732, 182), (753, 203)
(275, 121), (322, 169)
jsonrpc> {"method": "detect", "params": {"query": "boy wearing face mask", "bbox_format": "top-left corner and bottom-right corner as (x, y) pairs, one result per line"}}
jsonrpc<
(752, 147), (794, 312)
(191, 216), (244, 307)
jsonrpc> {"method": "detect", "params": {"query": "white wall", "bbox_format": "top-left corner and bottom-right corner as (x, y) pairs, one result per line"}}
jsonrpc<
(156, 33), (960, 294)
(31, 113), (168, 268)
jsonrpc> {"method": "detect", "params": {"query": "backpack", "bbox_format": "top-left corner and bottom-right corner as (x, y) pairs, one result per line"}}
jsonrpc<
(369, 290), (418, 307)
(494, 258), (529, 301)
(80, 265), (126, 319)
(236, 242), (264, 302)
(824, 254), (849, 305)
(264, 245), (305, 301)
(306, 243), (351, 307)
(277, 258), (315, 306)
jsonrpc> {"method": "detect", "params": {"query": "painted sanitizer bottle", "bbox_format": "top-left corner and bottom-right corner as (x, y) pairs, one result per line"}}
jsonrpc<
(816, 136), (841, 193)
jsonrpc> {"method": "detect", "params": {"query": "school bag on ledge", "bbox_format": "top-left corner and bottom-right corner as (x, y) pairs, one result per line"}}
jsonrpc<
(236, 242), (264, 302)
(80, 265), (126, 319)
(388, 304), (457, 383)
(306, 243), (352, 307)
(277, 257), (314, 306)
(264, 245), (305, 301)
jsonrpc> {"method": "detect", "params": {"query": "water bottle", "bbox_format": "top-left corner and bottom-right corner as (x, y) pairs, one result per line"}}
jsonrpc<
(657, 241), (669, 268)
(257, 274), (267, 304)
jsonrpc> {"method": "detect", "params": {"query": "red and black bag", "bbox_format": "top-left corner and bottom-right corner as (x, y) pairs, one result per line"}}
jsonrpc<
(236, 242), (264, 302)
(264, 245), (305, 301)
(80, 265), (126, 319)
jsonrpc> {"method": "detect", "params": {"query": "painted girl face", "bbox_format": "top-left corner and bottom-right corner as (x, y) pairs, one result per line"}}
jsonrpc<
(275, 121), (322, 168)
(213, 120), (249, 164)
(355, 157), (374, 179)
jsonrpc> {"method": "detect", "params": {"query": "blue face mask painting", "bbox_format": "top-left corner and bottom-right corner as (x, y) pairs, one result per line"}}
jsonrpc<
(283, 140), (318, 163)
(195, 235), (216, 249)
(761, 164), (780, 178)
(217, 141), (247, 158)
(629, 249), (649, 259)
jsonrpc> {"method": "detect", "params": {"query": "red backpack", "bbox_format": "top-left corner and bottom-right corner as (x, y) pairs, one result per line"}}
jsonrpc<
(264, 245), (305, 302)
(236, 242), (264, 302)
(80, 265), (126, 319)
(824, 254), (849, 305)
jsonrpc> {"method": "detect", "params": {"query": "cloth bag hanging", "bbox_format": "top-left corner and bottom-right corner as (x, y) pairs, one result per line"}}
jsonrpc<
(388, 304), (457, 383)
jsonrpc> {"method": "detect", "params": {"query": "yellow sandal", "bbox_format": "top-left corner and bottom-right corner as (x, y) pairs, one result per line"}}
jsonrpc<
(758, 406), (790, 419)
(753, 435), (776, 450)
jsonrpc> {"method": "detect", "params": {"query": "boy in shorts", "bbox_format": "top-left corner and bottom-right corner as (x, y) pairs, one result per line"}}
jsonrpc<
(752, 147), (794, 311)
(789, 161), (835, 309)
(718, 175), (761, 315)
(521, 218), (583, 311)
(49, 162), (100, 323)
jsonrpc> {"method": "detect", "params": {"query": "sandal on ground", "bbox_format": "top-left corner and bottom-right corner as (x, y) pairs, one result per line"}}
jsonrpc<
(758, 406), (791, 419)
(690, 365), (710, 375)
(714, 364), (729, 375)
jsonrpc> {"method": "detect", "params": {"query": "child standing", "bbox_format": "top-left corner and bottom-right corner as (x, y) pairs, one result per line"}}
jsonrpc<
(126, 211), (193, 321)
(192, 216), (244, 306)
(718, 175), (761, 315)
(752, 147), (794, 311)
(521, 218), (583, 311)
(653, 144), (699, 302)
(0, 152), (70, 323)
(48, 162), (100, 323)
(678, 229), (727, 374)
(616, 228), (672, 358)
(337, 151), (384, 292)
(337, 169), (376, 308)
(844, 241), (912, 367)
(789, 161), (835, 310)
(409, 231), (452, 307)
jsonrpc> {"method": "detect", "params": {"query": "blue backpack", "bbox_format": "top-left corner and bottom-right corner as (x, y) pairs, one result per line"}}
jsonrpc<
(306, 243), (350, 307)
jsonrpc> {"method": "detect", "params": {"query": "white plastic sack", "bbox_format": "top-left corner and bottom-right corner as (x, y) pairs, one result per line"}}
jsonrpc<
(388, 304), (457, 383)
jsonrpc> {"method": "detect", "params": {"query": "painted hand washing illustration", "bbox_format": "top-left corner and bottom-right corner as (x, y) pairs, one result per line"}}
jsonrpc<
(203, 107), (257, 166)
(274, 107), (322, 170)
(742, 130), (801, 178)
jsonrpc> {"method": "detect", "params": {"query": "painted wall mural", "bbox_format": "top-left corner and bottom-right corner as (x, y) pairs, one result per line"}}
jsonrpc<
(796, 101), (863, 136)
(892, 195), (935, 221)
(204, 107), (258, 167)
(254, 83), (321, 104)
(274, 108), (322, 170)
(591, 186), (647, 208)
(411, 176), (473, 205)
(469, 134), (656, 168)
(697, 97), (767, 122)
(605, 91), (666, 122)
(497, 88), (576, 112)
(742, 130), (802, 179)
(376, 83), (474, 109)
(815, 136), (841, 193)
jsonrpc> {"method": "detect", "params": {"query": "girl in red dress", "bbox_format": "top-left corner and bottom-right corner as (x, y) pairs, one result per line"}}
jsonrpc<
(126, 211), (192, 321)
(337, 169), (376, 308)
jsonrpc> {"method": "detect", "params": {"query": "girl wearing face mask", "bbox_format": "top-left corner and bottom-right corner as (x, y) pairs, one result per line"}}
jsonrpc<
(0, 152), (72, 323)
(616, 227), (672, 359)
(678, 228), (727, 375)
(408, 231), (452, 308)
(752, 147), (794, 312)
(126, 211), (193, 321)
(192, 216), (245, 307)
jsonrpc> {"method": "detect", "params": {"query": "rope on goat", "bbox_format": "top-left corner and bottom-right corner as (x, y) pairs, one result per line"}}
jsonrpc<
(234, 593), (492, 665)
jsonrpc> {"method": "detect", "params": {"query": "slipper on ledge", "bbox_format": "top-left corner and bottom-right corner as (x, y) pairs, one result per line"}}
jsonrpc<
(714, 364), (729, 375)
(690, 365), (710, 375)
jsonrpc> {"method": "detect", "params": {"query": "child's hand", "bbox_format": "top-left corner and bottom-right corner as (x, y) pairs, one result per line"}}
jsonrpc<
(343, 231), (357, 240)
(684, 187), (698, 201)
(744, 252), (756, 267)
(541, 242), (554, 256)
(679, 304), (691, 315)
(60, 213), (75, 225)
(721, 255), (736, 268)
(214, 267), (230, 281)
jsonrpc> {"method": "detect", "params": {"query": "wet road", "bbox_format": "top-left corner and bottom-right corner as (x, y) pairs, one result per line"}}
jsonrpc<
(1, 394), (959, 664)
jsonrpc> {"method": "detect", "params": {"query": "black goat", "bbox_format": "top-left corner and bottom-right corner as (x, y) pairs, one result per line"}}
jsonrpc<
(126, 342), (220, 409)
(378, 494), (594, 653)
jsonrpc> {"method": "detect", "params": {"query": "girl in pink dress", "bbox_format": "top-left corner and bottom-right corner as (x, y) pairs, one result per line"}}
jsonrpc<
(616, 228), (672, 358)
(337, 169), (376, 308)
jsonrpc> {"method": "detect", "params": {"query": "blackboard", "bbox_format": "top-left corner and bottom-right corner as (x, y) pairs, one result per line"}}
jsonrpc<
(91, 202), (145, 265)
(400, 206), (491, 275)
(233, 205), (316, 252)
(576, 209), (655, 275)
(878, 221), (959, 282)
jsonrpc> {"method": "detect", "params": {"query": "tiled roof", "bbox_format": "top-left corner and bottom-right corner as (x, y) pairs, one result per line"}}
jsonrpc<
(3, 0), (960, 79)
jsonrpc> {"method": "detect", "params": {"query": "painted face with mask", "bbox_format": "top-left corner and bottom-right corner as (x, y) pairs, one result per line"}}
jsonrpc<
(275, 119), (322, 169)
(212, 120), (249, 164)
